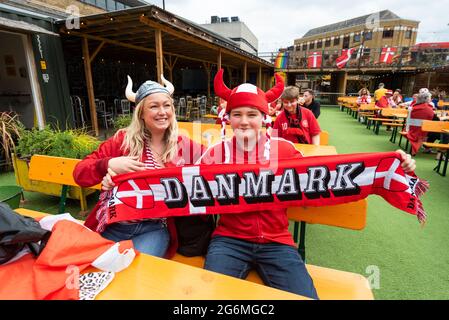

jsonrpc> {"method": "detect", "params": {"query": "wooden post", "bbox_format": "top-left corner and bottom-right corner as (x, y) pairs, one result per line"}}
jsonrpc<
(203, 62), (212, 99)
(243, 61), (247, 83)
(155, 29), (164, 84)
(226, 67), (233, 87)
(82, 37), (99, 136)
(257, 66), (262, 88)
(217, 49), (222, 71)
(163, 55), (178, 82)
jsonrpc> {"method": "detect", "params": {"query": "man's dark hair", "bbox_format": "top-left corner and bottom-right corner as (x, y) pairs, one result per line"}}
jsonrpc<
(303, 89), (314, 96)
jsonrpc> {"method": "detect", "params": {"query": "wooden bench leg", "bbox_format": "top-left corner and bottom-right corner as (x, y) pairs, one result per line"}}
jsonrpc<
(442, 150), (449, 177)
(79, 188), (88, 214)
(59, 185), (69, 214)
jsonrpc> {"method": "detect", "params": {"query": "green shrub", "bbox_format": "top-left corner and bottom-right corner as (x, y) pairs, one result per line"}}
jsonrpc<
(113, 114), (132, 130)
(17, 126), (100, 159)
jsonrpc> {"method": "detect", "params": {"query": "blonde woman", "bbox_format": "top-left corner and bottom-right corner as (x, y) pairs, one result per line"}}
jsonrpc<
(74, 75), (203, 258)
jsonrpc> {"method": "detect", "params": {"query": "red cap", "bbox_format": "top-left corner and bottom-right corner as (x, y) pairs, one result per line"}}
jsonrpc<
(214, 69), (284, 114)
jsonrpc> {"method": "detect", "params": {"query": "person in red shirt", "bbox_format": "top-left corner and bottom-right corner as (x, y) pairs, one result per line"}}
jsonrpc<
(406, 88), (435, 155)
(375, 90), (396, 108)
(73, 75), (203, 259)
(198, 69), (318, 298)
(273, 86), (321, 145)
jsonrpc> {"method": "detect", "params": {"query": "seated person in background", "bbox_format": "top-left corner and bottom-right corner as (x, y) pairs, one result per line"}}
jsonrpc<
(392, 89), (403, 105)
(273, 86), (321, 145)
(375, 90), (396, 108)
(406, 88), (435, 156)
(399, 94), (418, 109)
(268, 99), (283, 116)
(302, 89), (321, 119)
(357, 88), (372, 105)
(215, 99), (230, 125)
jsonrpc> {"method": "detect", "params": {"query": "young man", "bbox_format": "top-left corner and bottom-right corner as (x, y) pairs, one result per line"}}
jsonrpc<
(198, 69), (417, 298)
(375, 90), (396, 108)
(374, 83), (388, 102)
(273, 86), (321, 145)
(302, 89), (321, 119)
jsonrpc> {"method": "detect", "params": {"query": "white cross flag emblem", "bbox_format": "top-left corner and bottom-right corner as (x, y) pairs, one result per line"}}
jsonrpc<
(373, 157), (409, 192)
(115, 178), (155, 209)
(380, 47), (396, 64)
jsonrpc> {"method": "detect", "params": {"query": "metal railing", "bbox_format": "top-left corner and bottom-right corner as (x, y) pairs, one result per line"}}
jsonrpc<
(282, 46), (449, 70)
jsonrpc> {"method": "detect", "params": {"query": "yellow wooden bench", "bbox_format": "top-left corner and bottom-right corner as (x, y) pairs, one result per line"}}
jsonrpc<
(23, 152), (373, 300)
(177, 121), (330, 146)
(13, 208), (307, 300)
(422, 120), (449, 176)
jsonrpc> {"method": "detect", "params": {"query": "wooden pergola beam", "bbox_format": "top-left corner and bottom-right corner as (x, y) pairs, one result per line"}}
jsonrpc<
(218, 49), (222, 71)
(155, 29), (163, 84)
(243, 61), (247, 83)
(89, 41), (105, 63)
(257, 66), (262, 88)
(139, 16), (266, 67)
(65, 30), (234, 68)
(81, 37), (99, 136)
(203, 62), (212, 98)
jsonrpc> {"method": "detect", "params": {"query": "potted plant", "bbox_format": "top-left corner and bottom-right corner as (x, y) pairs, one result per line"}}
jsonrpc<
(12, 125), (101, 212)
(0, 111), (24, 170)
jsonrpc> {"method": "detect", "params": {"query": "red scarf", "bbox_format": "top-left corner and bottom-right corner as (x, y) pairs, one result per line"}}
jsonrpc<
(103, 152), (428, 227)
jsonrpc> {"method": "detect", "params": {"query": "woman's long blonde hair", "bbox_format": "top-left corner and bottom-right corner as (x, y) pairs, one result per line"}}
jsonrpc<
(116, 95), (179, 163)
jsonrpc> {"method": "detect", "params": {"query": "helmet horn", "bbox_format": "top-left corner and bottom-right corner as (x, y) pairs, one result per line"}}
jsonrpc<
(213, 69), (232, 101)
(125, 75), (136, 102)
(265, 73), (284, 103)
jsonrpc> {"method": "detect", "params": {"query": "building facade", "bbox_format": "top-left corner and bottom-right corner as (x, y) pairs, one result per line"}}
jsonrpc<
(202, 16), (259, 55)
(294, 10), (418, 53)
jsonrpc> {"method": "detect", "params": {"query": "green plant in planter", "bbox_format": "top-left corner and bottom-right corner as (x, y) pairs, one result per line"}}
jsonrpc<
(113, 114), (132, 130)
(0, 112), (25, 166)
(17, 126), (100, 159)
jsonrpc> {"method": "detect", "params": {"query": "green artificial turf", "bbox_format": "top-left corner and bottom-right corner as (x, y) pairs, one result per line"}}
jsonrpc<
(1, 106), (448, 299)
(303, 106), (449, 300)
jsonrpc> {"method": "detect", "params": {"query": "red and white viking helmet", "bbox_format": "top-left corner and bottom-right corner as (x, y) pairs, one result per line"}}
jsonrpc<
(213, 69), (284, 114)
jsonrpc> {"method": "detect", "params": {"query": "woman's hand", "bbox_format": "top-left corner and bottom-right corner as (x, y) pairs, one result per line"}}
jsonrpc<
(396, 149), (416, 173)
(101, 168), (118, 191)
(108, 156), (145, 174)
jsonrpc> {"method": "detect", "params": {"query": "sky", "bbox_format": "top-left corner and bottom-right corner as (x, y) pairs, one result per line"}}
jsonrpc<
(145, 0), (449, 53)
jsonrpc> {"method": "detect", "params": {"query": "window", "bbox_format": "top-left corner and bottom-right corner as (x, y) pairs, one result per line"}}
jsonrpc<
(96, 0), (107, 10)
(325, 39), (331, 47)
(309, 42), (315, 49)
(333, 37), (340, 46)
(84, 0), (96, 5)
(107, 0), (116, 10)
(405, 30), (412, 39)
(302, 44), (307, 51)
(317, 40), (322, 48)
(116, 2), (125, 9)
(383, 29), (394, 38)
(364, 31), (373, 41)
(353, 34), (361, 42)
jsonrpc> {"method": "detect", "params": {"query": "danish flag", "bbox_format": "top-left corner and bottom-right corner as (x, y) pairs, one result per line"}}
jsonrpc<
(373, 157), (409, 192)
(115, 178), (155, 209)
(336, 48), (355, 69)
(308, 51), (322, 68)
(380, 47), (397, 64)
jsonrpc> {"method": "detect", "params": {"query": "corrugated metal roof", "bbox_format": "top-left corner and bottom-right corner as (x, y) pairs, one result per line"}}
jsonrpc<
(0, 16), (58, 35)
(302, 10), (407, 38)
(0, 3), (58, 33)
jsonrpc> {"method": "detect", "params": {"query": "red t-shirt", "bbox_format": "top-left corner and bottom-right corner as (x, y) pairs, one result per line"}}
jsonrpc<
(273, 107), (321, 144)
(199, 135), (303, 246)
